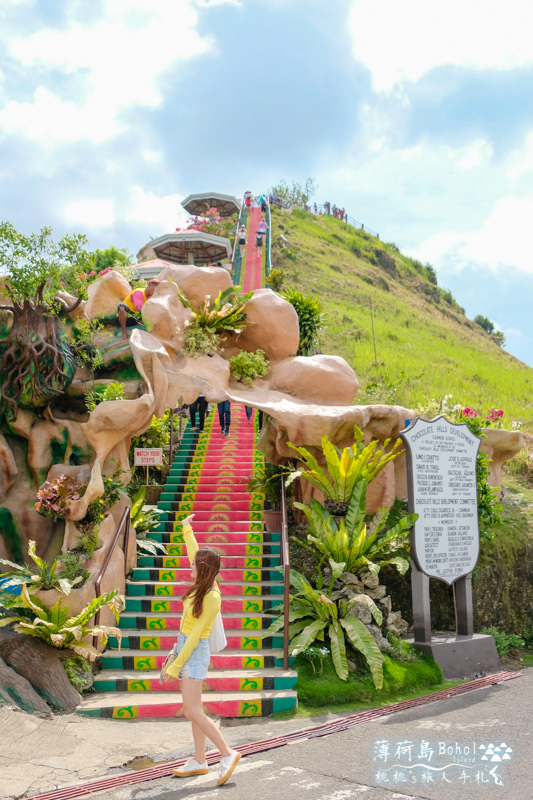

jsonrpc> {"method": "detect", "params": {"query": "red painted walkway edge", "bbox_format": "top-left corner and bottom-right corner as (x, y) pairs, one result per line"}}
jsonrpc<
(25, 671), (520, 800)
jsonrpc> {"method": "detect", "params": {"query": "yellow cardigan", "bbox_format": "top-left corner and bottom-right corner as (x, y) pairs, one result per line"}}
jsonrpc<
(165, 524), (221, 679)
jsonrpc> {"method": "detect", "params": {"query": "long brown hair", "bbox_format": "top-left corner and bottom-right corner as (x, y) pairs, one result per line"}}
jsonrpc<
(183, 548), (220, 617)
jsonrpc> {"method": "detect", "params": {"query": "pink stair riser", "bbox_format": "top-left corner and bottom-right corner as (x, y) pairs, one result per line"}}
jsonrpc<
(164, 542), (270, 556)
(145, 568), (276, 581)
(125, 615), (265, 631)
(131, 598), (268, 613)
(135, 633), (267, 650)
(142, 582), (279, 597)
(109, 697), (263, 719)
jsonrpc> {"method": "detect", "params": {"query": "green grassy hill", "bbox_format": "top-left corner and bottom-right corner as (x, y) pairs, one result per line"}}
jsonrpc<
(270, 208), (533, 430)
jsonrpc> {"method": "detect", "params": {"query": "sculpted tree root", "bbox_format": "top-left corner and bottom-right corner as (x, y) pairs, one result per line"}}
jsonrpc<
(0, 293), (76, 419)
(0, 656), (52, 715)
(0, 630), (81, 713)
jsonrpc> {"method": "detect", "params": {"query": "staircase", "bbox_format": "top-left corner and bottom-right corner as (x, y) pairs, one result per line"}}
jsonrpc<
(77, 405), (297, 719)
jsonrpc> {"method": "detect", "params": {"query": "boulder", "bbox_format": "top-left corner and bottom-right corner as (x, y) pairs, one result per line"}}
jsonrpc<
(268, 354), (359, 405)
(221, 289), (299, 363)
(141, 280), (192, 352)
(157, 264), (232, 306)
(481, 428), (525, 495)
(84, 270), (132, 320)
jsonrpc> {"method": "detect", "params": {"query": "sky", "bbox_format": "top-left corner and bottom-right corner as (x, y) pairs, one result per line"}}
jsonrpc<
(2, 0), (533, 366)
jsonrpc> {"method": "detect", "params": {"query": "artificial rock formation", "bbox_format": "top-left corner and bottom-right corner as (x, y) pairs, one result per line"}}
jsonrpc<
(0, 263), (525, 563)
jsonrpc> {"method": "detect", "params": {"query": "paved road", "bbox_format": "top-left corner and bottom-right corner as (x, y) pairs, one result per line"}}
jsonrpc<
(77, 670), (532, 800)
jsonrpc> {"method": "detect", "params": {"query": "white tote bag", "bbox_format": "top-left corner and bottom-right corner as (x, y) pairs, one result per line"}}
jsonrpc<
(209, 611), (227, 653)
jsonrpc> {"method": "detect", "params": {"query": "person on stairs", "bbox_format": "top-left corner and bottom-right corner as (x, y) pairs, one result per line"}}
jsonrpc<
(163, 514), (241, 786)
(189, 394), (207, 432)
(217, 400), (231, 436)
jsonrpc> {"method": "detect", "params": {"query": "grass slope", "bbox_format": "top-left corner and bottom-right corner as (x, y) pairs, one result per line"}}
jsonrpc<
(271, 208), (533, 429)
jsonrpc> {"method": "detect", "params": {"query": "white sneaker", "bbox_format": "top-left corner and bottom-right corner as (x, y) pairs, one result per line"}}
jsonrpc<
(217, 749), (241, 785)
(173, 757), (208, 777)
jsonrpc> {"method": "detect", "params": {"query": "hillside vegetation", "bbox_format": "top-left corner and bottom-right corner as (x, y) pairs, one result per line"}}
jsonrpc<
(270, 208), (533, 430)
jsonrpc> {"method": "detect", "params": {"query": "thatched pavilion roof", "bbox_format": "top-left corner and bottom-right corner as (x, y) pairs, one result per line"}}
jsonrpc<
(148, 231), (232, 265)
(181, 192), (241, 218)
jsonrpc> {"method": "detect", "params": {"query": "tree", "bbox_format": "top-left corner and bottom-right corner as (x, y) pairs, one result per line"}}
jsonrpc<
(474, 314), (495, 335)
(89, 246), (132, 273)
(0, 222), (91, 421)
(473, 315), (505, 347)
(269, 178), (316, 209)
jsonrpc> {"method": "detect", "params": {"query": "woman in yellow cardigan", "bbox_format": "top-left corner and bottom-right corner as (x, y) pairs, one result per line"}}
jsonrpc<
(163, 513), (241, 785)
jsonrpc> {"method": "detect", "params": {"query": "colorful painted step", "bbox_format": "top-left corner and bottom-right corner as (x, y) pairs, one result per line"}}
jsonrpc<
(78, 403), (296, 720)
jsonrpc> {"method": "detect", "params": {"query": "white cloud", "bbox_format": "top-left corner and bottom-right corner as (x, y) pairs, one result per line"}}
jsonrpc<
(414, 195), (533, 275)
(62, 197), (117, 229)
(0, 86), (122, 144)
(0, 0), (214, 145)
(455, 140), (494, 171)
(506, 131), (533, 179)
(348, 0), (533, 92)
(195, 0), (241, 5)
(61, 187), (188, 234)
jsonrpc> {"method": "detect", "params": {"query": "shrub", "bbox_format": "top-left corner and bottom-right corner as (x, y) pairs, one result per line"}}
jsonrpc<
(481, 626), (525, 657)
(282, 288), (324, 356)
(266, 268), (286, 292)
(85, 381), (125, 412)
(229, 349), (269, 386)
(182, 320), (221, 356)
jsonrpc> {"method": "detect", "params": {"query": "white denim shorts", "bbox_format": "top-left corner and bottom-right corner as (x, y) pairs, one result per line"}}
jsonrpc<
(177, 633), (210, 680)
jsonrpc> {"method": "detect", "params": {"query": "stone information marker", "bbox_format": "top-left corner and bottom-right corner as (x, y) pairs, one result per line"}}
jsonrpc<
(404, 416), (479, 583)
(400, 416), (501, 679)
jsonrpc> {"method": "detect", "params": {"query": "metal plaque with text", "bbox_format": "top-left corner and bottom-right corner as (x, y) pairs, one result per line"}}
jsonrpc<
(401, 416), (480, 585)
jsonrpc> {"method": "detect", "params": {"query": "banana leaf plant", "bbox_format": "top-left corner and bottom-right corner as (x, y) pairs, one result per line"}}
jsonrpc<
(0, 585), (125, 661)
(265, 563), (385, 685)
(285, 425), (404, 508)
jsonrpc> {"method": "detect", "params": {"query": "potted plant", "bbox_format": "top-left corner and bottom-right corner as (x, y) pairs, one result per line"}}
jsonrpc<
(248, 462), (287, 532)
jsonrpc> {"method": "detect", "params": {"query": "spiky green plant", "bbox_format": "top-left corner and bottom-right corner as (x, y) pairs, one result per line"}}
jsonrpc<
(178, 286), (252, 335)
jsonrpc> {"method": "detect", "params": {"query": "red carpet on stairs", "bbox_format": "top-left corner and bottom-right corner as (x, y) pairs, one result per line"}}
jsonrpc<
(242, 205), (264, 293)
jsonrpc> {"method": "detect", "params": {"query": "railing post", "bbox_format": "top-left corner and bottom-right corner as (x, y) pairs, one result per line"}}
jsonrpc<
(92, 507), (130, 650)
(280, 478), (290, 670)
